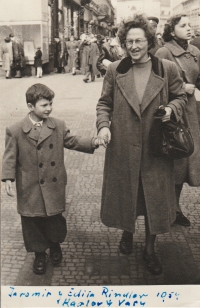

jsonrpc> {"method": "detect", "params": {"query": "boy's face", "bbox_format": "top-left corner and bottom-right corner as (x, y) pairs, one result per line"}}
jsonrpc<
(28, 99), (53, 121)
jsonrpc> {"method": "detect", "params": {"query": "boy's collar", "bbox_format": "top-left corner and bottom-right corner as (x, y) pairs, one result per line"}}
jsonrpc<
(29, 113), (43, 126)
(22, 114), (56, 133)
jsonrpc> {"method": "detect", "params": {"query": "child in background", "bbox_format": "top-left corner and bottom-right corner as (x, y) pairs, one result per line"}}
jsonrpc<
(2, 83), (100, 275)
(34, 46), (43, 78)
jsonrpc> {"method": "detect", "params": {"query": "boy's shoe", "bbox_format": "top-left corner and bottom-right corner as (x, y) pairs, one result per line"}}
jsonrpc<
(119, 231), (133, 255)
(33, 252), (47, 275)
(50, 243), (62, 264)
(143, 249), (162, 275)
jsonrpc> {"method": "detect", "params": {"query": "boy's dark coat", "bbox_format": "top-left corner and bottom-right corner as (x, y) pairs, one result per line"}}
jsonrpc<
(2, 116), (94, 216)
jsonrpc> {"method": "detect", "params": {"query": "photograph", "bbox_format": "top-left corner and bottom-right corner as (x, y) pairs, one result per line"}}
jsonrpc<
(0, 0), (200, 307)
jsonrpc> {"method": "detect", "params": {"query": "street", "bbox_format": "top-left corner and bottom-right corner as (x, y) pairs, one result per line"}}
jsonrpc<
(1, 71), (200, 287)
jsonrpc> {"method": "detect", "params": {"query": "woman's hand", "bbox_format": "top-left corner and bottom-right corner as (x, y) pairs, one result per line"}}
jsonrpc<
(97, 127), (111, 148)
(185, 84), (195, 95)
(161, 107), (172, 122)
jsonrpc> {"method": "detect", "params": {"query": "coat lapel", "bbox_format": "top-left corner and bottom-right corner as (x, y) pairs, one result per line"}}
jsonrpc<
(141, 71), (164, 114)
(116, 70), (141, 118)
(22, 115), (56, 144)
(37, 118), (56, 145)
(116, 55), (165, 116)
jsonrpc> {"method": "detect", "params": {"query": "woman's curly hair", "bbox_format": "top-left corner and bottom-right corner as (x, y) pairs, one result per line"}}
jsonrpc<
(162, 14), (187, 42)
(117, 14), (156, 50)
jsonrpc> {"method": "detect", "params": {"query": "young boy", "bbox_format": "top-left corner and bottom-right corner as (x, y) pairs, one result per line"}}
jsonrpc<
(2, 83), (100, 275)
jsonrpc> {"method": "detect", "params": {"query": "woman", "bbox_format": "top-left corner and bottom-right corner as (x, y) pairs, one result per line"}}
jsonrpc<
(96, 14), (187, 275)
(66, 35), (79, 75)
(1, 36), (13, 79)
(156, 14), (200, 227)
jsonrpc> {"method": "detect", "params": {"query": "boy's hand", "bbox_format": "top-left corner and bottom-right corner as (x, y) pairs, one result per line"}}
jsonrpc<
(5, 180), (15, 197)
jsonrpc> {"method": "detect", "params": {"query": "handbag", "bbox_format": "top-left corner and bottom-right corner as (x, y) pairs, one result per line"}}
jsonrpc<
(149, 61), (194, 160)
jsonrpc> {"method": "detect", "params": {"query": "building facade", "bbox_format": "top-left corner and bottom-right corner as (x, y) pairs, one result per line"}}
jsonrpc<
(172, 0), (200, 33)
(0, 0), (115, 74)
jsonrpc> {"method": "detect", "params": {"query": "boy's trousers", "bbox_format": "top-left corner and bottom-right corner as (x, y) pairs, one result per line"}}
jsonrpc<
(21, 214), (67, 252)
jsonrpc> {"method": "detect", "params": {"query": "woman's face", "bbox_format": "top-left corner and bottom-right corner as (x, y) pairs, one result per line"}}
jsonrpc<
(172, 16), (191, 40)
(70, 36), (74, 42)
(125, 28), (148, 63)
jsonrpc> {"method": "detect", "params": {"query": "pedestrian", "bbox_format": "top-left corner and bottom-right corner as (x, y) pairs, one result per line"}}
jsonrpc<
(66, 35), (79, 75)
(34, 45), (42, 78)
(9, 33), (25, 78)
(96, 14), (187, 275)
(83, 38), (100, 83)
(54, 37), (64, 73)
(155, 14), (200, 227)
(147, 16), (164, 55)
(1, 36), (13, 79)
(96, 25), (125, 76)
(2, 83), (100, 275)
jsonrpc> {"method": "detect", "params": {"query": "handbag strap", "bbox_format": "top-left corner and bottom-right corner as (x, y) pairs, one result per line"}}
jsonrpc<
(174, 56), (189, 83)
(158, 59), (165, 107)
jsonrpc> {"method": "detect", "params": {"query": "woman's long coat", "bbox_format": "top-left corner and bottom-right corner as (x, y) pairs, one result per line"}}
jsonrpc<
(156, 40), (200, 186)
(96, 56), (187, 235)
(1, 41), (13, 70)
(66, 41), (79, 70)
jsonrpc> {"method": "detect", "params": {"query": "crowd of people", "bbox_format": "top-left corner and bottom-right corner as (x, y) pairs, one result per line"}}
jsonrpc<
(1, 33), (25, 79)
(1, 13), (200, 277)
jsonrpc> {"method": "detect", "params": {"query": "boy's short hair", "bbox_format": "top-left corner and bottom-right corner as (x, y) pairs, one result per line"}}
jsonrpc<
(26, 84), (55, 106)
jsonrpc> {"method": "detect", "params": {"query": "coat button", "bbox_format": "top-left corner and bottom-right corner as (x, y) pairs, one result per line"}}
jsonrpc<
(40, 179), (44, 184)
(49, 144), (53, 149)
(37, 145), (41, 150)
(39, 163), (43, 168)
(52, 177), (57, 182)
(51, 161), (55, 166)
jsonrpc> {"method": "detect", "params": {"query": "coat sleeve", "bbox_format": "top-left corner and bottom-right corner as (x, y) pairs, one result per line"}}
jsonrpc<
(2, 127), (18, 182)
(96, 64), (114, 132)
(167, 61), (187, 122)
(63, 122), (96, 153)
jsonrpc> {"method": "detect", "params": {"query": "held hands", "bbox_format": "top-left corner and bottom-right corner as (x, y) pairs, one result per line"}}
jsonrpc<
(185, 84), (195, 95)
(97, 127), (111, 148)
(5, 180), (15, 197)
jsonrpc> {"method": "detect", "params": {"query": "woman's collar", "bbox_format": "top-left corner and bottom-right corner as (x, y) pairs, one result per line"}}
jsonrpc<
(164, 40), (197, 57)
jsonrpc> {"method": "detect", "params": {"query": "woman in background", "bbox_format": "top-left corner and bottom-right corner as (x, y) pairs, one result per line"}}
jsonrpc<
(66, 35), (79, 75)
(156, 14), (200, 227)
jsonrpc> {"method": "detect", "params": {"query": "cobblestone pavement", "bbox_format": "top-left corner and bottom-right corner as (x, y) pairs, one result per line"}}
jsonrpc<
(1, 72), (200, 287)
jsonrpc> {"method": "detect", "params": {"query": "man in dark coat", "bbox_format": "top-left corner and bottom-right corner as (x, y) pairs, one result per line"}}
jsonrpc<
(148, 17), (164, 55)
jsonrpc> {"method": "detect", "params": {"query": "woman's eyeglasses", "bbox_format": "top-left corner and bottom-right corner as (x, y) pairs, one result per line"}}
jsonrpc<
(125, 39), (147, 47)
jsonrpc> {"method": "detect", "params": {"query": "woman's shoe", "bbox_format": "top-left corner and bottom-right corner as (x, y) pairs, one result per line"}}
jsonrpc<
(33, 252), (47, 275)
(174, 211), (190, 226)
(83, 78), (89, 83)
(119, 231), (133, 255)
(143, 250), (162, 275)
(72, 72), (76, 75)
